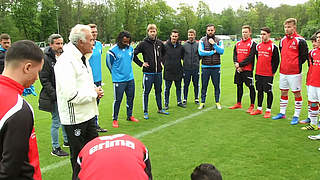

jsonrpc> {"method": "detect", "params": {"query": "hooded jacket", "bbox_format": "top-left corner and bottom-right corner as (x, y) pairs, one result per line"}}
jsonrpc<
(133, 37), (166, 73)
(38, 47), (58, 112)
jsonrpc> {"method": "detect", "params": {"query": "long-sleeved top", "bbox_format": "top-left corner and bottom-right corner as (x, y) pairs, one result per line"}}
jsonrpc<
(0, 46), (6, 73)
(198, 35), (224, 68)
(78, 134), (152, 180)
(89, 40), (103, 83)
(233, 38), (257, 72)
(133, 37), (166, 73)
(0, 75), (42, 180)
(106, 44), (134, 82)
(279, 32), (308, 75)
(163, 40), (184, 81)
(308, 48), (320, 87)
(55, 42), (98, 125)
(182, 40), (200, 71)
(255, 40), (280, 76)
(38, 47), (58, 112)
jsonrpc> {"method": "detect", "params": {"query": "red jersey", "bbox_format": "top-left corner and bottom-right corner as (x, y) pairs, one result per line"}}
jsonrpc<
(279, 32), (308, 75)
(256, 40), (280, 76)
(233, 38), (256, 71)
(78, 134), (152, 180)
(0, 75), (42, 180)
(308, 48), (320, 87)
(306, 49), (314, 86)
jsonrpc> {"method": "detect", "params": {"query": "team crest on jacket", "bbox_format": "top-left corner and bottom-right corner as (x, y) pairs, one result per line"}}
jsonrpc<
(268, 47), (271, 50)
(247, 43), (250, 46)
(74, 129), (81, 136)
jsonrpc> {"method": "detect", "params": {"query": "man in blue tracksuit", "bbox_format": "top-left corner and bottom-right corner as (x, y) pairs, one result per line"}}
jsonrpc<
(106, 31), (139, 128)
(198, 24), (224, 110)
(182, 29), (200, 105)
(133, 24), (169, 119)
(88, 24), (107, 132)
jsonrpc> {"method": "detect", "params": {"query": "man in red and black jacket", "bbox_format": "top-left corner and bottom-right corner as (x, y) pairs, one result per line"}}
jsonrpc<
(272, 18), (308, 125)
(77, 134), (152, 180)
(229, 25), (256, 113)
(0, 40), (43, 180)
(250, 27), (279, 118)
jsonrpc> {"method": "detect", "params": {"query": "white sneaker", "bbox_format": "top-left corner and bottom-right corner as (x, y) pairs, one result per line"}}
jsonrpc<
(216, 102), (222, 110)
(198, 103), (205, 110)
(308, 134), (320, 140)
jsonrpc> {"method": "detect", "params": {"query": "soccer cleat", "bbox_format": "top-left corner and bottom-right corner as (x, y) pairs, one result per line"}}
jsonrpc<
(264, 111), (271, 118)
(229, 103), (242, 109)
(216, 102), (222, 110)
(246, 105), (254, 113)
(272, 113), (286, 120)
(308, 134), (320, 140)
(194, 99), (200, 105)
(63, 142), (69, 148)
(250, 109), (263, 115)
(177, 103), (186, 108)
(299, 118), (311, 124)
(158, 109), (169, 115)
(127, 116), (139, 122)
(51, 147), (69, 157)
(144, 113), (149, 119)
(198, 103), (205, 110)
(290, 116), (299, 125)
(112, 120), (119, 128)
(96, 126), (108, 132)
(301, 124), (317, 130)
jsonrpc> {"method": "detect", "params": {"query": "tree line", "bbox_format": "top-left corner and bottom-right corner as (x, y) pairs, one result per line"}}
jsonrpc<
(1, 0), (319, 43)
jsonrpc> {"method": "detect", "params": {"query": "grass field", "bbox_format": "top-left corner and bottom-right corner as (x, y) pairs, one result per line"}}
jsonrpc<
(23, 42), (320, 180)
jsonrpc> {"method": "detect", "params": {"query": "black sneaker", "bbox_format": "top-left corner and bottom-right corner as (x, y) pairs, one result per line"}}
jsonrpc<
(63, 142), (69, 148)
(164, 104), (169, 110)
(182, 99), (187, 105)
(96, 126), (108, 133)
(195, 99), (200, 104)
(177, 103), (186, 108)
(51, 147), (69, 157)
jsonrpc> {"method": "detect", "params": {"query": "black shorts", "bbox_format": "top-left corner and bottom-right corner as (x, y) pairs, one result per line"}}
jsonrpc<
(255, 74), (273, 92)
(234, 70), (254, 87)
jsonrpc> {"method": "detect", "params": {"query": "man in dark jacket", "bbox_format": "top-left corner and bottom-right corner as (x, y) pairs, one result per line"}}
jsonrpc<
(198, 24), (224, 110)
(134, 24), (169, 119)
(39, 34), (69, 157)
(163, 29), (185, 109)
(0, 33), (11, 74)
(183, 29), (200, 105)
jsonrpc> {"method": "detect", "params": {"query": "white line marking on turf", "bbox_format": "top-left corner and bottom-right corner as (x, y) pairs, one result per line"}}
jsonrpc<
(41, 106), (215, 174)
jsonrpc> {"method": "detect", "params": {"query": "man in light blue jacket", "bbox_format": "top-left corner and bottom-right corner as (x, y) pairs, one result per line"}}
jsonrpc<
(106, 31), (139, 128)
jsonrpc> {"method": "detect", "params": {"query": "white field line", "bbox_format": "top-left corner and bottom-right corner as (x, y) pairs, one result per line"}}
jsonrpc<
(41, 105), (216, 174)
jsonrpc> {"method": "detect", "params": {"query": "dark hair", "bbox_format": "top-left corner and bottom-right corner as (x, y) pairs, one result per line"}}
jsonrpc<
(0, 33), (10, 41)
(48, 34), (62, 44)
(206, 24), (215, 29)
(315, 29), (320, 36)
(191, 163), (222, 180)
(310, 34), (317, 41)
(260, 27), (271, 33)
(5, 40), (43, 64)
(88, 24), (97, 28)
(171, 29), (179, 34)
(116, 31), (131, 49)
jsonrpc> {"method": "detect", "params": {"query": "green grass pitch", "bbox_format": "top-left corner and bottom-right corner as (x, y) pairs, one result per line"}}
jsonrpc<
(23, 42), (320, 180)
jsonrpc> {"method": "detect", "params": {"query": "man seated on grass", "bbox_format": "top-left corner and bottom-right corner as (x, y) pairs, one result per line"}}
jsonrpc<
(191, 163), (222, 180)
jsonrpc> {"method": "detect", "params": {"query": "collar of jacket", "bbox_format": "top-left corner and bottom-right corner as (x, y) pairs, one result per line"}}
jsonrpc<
(145, 37), (158, 44)
(44, 46), (56, 59)
(64, 42), (92, 62)
(0, 46), (6, 52)
(167, 39), (180, 47)
(206, 34), (215, 40)
(285, 32), (298, 39)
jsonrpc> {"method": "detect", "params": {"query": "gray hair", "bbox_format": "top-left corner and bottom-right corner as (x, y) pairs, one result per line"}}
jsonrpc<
(69, 24), (91, 45)
(48, 34), (62, 44)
